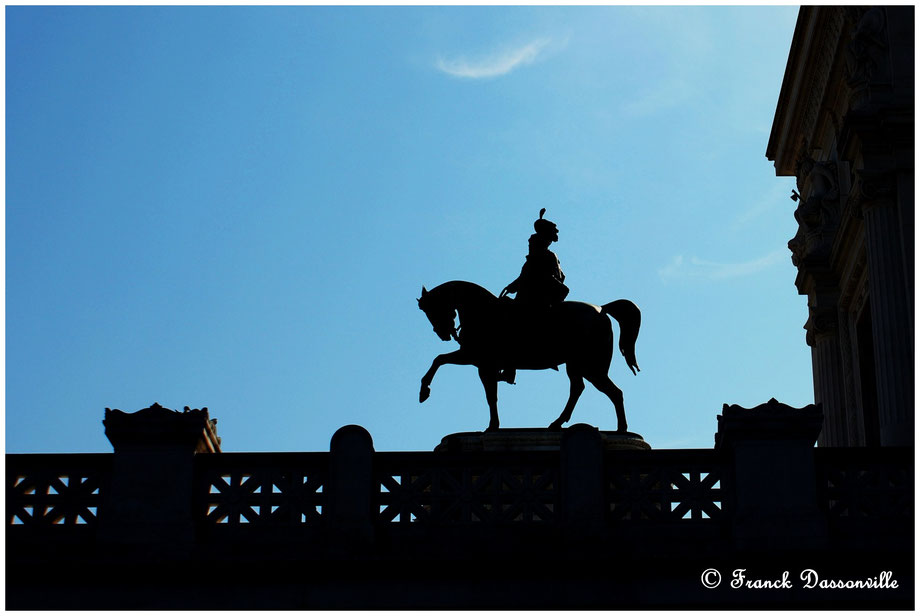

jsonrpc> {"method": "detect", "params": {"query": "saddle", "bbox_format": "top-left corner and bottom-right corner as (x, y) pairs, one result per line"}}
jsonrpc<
(496, 296), (565, 348)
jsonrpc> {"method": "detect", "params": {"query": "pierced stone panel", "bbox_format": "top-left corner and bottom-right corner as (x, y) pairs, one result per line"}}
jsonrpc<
(8, 465), (105, 527)
(375, 455), (559, 525)
(816, 451), (912, 519)
(198, 455), (326, 526)
(607, 457), (724, 523)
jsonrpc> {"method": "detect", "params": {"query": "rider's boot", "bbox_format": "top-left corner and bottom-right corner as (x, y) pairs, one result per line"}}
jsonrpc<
(499, 368), (516, 384)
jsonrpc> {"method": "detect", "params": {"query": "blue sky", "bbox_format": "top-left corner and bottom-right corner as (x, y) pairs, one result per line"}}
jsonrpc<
(6, 5), (811, 454)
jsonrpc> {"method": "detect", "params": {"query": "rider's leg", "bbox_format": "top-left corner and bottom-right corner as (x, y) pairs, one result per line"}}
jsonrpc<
(478, 366), (500, 431)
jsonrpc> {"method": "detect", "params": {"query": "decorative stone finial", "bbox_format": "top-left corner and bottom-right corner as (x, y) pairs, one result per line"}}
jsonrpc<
(103, 402), (221, 453)
(715, 399), (823, 449)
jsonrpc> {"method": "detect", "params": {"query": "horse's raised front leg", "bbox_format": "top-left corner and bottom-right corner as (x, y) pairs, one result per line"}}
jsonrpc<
(586, 373), (627, 432)
(549, 367), (585, 430)
(478, 366), (500, 432)
(420, 349), (470, 403)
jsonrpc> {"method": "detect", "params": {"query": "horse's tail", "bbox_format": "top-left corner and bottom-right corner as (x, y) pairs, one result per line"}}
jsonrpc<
(602, 300), (641, 375)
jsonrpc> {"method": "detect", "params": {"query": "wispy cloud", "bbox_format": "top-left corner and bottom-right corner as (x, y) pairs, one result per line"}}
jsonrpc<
(658, 249), (787, 282)
(730, 182), (796, 231)
(436, 38), (553, 79)
(617, 8), (713, 117)
(620, 78), (696, 117)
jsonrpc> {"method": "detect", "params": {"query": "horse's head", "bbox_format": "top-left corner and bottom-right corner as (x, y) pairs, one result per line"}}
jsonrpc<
(418, 285), (457, 342)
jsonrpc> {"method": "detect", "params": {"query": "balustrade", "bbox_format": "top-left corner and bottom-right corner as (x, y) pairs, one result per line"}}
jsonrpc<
(6, 443), (911, 544)
(374, 451), (560, 525)
(815, 447), (912, 522)
(606, 450), (725, 523)
(195, 452), (328, 527)
(7, 454), (111, 528)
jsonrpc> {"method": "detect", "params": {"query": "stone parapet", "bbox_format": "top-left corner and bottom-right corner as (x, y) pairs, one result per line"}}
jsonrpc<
(7, 415), (913, 609)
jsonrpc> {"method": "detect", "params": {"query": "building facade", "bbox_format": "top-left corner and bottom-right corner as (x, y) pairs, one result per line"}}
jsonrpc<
(767, 5), (914, 447)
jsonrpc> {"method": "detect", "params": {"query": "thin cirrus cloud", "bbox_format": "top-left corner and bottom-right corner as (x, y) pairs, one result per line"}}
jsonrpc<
(658, 249), (788, 282)
(435, 37), (553, 79)
(620, 78), (697, 117)
(730, 183), (795, 231)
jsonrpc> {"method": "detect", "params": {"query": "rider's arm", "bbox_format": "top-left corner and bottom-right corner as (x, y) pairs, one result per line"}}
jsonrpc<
(500, 277), (521, 297)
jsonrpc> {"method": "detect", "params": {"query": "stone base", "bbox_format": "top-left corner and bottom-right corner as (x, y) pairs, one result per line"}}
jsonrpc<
(435, 425), (650, 453)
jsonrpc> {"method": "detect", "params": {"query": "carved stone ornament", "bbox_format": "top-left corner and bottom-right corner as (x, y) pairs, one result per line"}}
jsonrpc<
(788, 150), (840, 268)
(844, 6), (889, 109)
(798, 10), (844, 148)
(715, 398), (824, 448)
(793, 146), (815, 193)
(720, 397), (821, 417)
(103, 402), (221, 453)
(839, 248), (867, 309)
(805, 306), (839, 347)
(788, 232), (807, 268)
(794, 155), (839, 226)
(855, 168), (896, 209)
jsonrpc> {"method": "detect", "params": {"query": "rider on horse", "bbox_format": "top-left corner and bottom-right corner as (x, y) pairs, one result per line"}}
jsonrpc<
(498, 209), (569, 384)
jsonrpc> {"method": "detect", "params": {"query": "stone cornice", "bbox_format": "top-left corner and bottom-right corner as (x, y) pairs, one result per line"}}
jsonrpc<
(767, 8), (845, 176)
(766, 7), (810, 171)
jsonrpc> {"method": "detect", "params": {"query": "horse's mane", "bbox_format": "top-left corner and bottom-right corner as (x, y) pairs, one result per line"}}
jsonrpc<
(429, 280), (497, 305)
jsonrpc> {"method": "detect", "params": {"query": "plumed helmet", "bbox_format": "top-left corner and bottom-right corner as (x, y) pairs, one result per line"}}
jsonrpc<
(533, 208), (559, 242)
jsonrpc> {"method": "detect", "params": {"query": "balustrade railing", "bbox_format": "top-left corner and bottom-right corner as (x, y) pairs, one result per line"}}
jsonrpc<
(606, 450), (727, 524)
(374, 451), (560, 525)
(814, 447), (912, 523)
(195, 452), (328, 527)
(7, 454), (112, 528)
(5, 446), (912, 542)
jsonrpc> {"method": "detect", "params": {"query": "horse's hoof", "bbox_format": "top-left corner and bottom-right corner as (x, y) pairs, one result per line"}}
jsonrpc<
(485, 424), (499, 432)
(419, 386), (430, 403)
(548, 421), (563, 431)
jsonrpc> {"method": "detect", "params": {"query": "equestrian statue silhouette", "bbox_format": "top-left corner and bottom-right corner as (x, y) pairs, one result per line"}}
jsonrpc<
(418, 210), (641, 432)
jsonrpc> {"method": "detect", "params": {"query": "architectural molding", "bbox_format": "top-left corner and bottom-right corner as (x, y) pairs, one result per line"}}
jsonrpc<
(844, 6), (891, 109)
(805, 306), (839, 347)
(768, 6), (914, 448)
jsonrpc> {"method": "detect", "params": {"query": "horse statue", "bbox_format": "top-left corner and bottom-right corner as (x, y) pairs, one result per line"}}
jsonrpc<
(417, 280), (640, 432)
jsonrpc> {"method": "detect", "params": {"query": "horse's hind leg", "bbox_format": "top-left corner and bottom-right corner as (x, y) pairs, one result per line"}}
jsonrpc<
(548, 366), (585, 430)
(478, 366), (501, 432)
(586, 373), (627, 432)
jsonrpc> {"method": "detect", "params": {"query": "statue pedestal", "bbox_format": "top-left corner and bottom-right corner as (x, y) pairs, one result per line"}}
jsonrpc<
(435, 425), (650, 452)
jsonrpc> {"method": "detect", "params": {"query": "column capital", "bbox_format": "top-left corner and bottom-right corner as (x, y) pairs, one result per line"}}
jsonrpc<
(855, 168), (897, 211)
